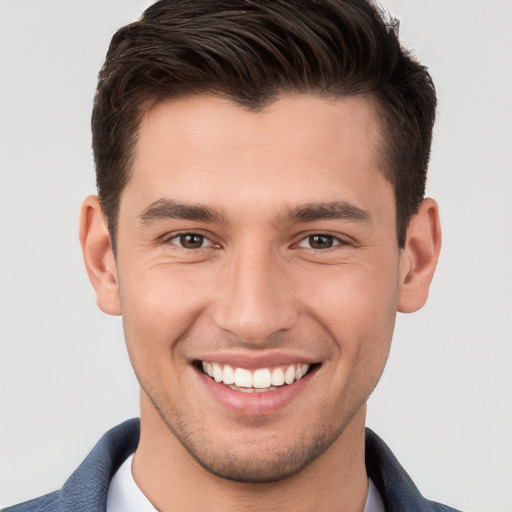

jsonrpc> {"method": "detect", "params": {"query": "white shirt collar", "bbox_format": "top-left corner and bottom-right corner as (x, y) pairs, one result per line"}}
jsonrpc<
(365, 477), (386, 512)
(106, 454), (158, 512)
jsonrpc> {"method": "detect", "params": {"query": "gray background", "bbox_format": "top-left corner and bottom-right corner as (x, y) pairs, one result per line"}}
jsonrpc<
(1, 1), (511, 510)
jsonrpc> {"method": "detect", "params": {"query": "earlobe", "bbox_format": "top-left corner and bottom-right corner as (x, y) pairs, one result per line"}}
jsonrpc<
(79, 196), (121, 316)
(397, 198), (442, 313)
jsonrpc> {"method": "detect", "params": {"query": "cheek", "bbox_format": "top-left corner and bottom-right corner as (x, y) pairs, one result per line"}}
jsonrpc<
(302, 262), (398, 325)
(297, 255), (399, 367)
(311, 268), (396, 410)
(118, 266), (213, 369)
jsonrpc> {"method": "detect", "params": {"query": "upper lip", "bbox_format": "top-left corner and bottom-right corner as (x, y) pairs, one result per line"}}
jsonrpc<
(192, 351), (320, 369)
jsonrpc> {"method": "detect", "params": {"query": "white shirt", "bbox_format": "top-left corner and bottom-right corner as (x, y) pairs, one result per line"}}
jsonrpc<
(106, 453), (385, 512)
(106, 454), (158, 512)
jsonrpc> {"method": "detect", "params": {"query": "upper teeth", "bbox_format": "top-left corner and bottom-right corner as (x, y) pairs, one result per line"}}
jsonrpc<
(201, 362), (310, 389)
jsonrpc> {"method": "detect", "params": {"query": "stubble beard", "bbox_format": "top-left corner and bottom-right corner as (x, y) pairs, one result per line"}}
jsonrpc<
(141, 384), (358, 484)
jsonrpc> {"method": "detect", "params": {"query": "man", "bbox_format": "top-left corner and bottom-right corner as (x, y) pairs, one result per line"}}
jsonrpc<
(4, 0), (460, 510)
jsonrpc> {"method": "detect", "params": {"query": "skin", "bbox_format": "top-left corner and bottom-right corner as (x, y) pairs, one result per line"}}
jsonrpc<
(80, 94), (441, 511)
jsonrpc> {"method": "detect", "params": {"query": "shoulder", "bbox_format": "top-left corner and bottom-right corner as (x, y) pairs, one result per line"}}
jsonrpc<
(2, 419), (140, 512)
(428, 503), (464, 512)
(365, 428), (464, 512)
(2, 492), (60, 512)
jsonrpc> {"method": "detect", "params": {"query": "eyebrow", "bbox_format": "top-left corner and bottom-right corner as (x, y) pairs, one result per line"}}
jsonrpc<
(138, 198), (228, 225)
(279, 201), (372, 224)
(138, 198), (371, 226)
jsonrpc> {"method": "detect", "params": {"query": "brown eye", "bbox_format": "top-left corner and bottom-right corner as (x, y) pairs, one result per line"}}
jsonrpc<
(297, 234), (342, 250)
(167, 233), (213, 249)
(308, 234), (334, 249)
(178, 234), (205, 249)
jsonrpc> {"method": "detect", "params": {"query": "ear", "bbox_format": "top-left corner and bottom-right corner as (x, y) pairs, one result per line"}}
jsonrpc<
(79, 196), (121, 316)
(397, 198), (442, 313)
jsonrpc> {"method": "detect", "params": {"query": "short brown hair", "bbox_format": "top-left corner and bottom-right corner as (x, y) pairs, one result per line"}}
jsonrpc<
(92, 0), (436, 249)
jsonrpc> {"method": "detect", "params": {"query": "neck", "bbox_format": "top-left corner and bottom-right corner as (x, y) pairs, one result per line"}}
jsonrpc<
(133, 394), (369, 512)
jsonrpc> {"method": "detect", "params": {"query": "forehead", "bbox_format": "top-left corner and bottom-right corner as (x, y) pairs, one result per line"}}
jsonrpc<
(136, 93), (382, 163)
(123, 93), (390, 217)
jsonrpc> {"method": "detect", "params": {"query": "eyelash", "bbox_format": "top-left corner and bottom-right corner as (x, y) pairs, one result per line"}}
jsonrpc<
(296, 233), (344, 250)
(164, 232), (346, 251)
(165, 232), (217, 250)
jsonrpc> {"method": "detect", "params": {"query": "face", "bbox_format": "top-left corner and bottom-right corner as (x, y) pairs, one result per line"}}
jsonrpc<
(113, 94), (403, 482)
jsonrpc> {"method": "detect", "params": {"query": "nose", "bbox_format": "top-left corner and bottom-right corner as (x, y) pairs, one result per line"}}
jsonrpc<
(212, 245), (298, 345)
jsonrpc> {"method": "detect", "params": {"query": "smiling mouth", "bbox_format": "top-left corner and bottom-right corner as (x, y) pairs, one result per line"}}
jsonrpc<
(196, 361), (318, 393)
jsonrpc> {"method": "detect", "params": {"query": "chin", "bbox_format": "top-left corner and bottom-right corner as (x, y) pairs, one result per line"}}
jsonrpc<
(182, 432), (335, 484)
(156, 404), (344, 484)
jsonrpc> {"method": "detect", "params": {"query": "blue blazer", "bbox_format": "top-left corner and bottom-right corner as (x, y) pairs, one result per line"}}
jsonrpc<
(3, 419), (462, 512)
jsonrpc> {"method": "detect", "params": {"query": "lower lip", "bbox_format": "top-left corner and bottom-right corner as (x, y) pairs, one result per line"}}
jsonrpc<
(196, 367), (314, 416)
